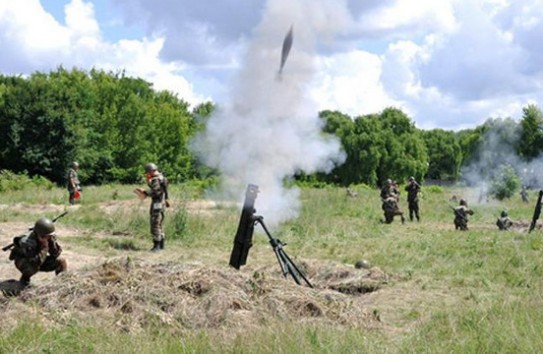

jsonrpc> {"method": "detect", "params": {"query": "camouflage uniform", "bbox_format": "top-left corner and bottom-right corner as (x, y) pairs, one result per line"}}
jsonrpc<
(453, 200), (474, 230)
(520, 186), (529, 203)
(66, 162), (80, 205)
(405, 178), (421, 221)
(380, 179), (405, 224)
(9, 231), (66, 286)
(496, 211), (513, 230)
(144, 170), (169, 249)
(382, 197), (405, 224)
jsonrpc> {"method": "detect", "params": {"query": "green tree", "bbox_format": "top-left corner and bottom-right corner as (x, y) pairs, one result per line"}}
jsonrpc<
(518, 104), (543, 161)
(423, 129), (462, 180)
(489, 164), (520, 200)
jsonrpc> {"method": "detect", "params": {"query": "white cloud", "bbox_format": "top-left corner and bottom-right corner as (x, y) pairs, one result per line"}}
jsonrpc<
(2, 0), (543, 130)
(0, 0), (204, 106)
(312, 50), (400, 117)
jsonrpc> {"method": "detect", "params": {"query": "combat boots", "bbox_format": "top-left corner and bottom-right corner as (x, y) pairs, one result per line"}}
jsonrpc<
(159, 239), (165, 250)
(151, 241), (161, 252)
(55, 258), (68, 275)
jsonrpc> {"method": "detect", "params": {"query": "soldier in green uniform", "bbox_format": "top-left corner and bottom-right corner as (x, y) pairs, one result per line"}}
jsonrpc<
(453, 199), (474, 230)
(134, 163), (170, 252)
(66, 161), (81, 205)
(8, 218), (67, 287)
(405, 176), (421, 221)
(380, 179), (405, 224)
(520, 186), (529, 203)
(496, 210), (513, 230)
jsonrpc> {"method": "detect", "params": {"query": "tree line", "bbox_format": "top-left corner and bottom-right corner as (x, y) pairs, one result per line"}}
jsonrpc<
(1, 67), (542, 187)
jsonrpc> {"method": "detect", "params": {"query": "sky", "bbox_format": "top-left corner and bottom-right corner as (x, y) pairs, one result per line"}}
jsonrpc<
(1, 0), (542, 131)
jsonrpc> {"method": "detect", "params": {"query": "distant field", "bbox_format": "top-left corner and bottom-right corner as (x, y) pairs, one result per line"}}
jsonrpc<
(1, 184), (543, 353)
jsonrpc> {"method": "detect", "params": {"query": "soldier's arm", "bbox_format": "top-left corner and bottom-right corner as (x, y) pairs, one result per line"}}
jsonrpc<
(48, 237), (62, 258)
(147, 178), (162, 199)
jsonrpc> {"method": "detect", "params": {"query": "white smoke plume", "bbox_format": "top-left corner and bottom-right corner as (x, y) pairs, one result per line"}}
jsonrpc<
(460, 117), (543, 205)
(192, 0), (348, 225)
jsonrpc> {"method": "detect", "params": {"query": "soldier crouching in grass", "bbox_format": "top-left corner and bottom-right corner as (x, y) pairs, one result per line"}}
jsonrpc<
(134, 163), (170, 252)
(9, 218), (67, 287)
(496, 210), (513, 231)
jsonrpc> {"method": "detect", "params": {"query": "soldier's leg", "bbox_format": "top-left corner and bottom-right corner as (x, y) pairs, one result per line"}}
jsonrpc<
(399, 211), (406, 224)
(68, 189), (75, 205)
(414, 202), (420, 221)
(150, 211), (163, 251)
(409, 206), (414, 222)
(159, 210), (165, 249)
(15, 258), (39, 286)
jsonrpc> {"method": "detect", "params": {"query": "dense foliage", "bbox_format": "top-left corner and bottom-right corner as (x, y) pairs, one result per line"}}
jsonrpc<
(320, 108), (428, 186)
(0, 68), (203, 184)
(0, 68), (541, 187)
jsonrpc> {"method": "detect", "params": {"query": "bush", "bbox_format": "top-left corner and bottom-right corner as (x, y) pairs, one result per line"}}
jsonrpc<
(425, 185), (444, 194)
(0, 170), (54, 191)
(489, 164), (520, 200)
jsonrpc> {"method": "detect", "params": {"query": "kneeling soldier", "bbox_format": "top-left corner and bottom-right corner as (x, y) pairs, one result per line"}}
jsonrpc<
(9, 217), (67, 287)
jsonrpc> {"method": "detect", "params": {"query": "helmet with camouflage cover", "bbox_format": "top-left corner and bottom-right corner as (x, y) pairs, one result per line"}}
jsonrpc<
(144, 163), (157, 173)
(459, 199), (467, 206)
(501, 210), (508, 217)
(34, 217), (55, 235)
(408, 176), (415, 182)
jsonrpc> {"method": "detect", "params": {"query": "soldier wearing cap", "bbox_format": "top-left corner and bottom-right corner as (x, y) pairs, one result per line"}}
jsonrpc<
(8, 217), (67, 287)
(134, 163), (170, 251)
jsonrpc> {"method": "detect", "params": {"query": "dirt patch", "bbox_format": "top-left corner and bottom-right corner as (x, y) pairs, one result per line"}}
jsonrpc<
(98, 199), (236, 217)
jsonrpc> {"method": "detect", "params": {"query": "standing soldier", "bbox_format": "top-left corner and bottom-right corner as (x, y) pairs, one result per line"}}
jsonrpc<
(405, 176), (421, 221)
(496, 210), (513, 231)
(520, 186), (529, 203)
(67, 161), (81, 205)
(134, 163), (170, 252)
(453, 199), (474, 230)
(8, 217), (67, 287)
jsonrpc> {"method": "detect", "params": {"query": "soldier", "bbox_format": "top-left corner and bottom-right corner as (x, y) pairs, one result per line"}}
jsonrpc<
(381, 196), (406, 224)
(405, 176), (421, 221)
(496, 210), (513, 231)
(380, 178), (405, 224)
(66, 161), (81, 205)
(520, 186), (529, 203)
(8, 217), (67, 287)
(380, 179), (393, 200)
(453, 199), (474, 231)
(134, 163), (170, 252)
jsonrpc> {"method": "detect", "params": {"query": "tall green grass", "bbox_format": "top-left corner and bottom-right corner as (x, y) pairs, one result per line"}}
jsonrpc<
(2, 184), (543, 352)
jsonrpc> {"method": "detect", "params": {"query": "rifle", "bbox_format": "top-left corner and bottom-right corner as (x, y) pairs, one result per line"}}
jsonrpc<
(529, 190), (543, 233)
(450, 205), (467, 222)
(2, 211), (68, 251)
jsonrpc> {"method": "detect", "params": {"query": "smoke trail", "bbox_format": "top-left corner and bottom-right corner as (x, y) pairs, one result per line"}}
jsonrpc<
(192, 0), (348, 225)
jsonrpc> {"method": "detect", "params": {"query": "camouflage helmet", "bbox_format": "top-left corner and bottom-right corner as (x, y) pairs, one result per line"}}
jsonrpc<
(144, 163), (157, 173)
(34, 217), (55, 235)
(501, 210), (508, 217)
(72, 161), (79, 168)
(386, 179), (392, 185)
(408, 176), (415, 182)
(459, 199), (467, 206)
(354, 259), (371, 269)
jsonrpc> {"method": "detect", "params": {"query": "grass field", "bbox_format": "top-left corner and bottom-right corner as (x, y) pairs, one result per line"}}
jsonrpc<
(1, 183), (543, 353)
